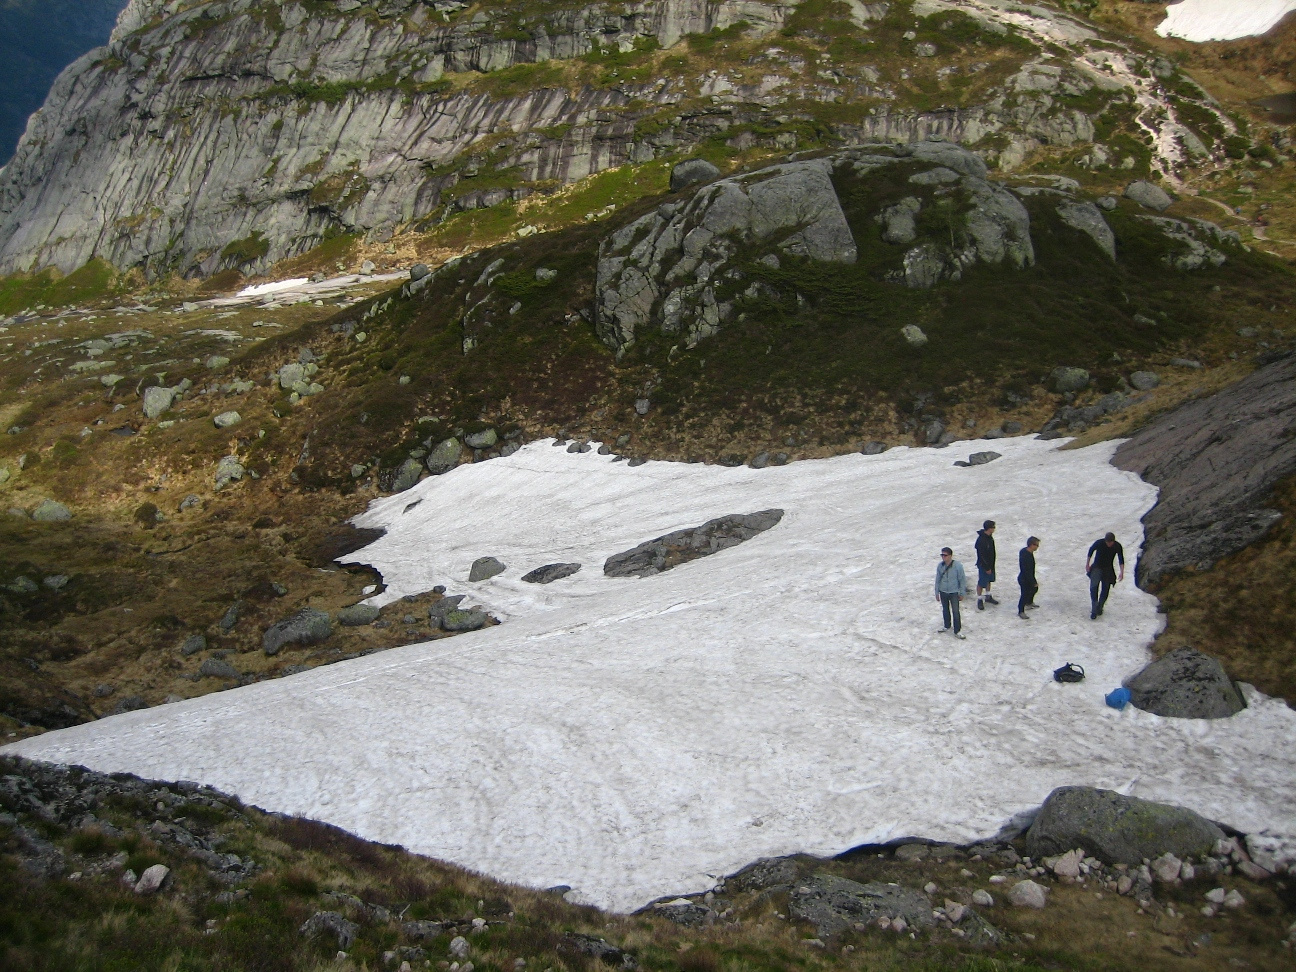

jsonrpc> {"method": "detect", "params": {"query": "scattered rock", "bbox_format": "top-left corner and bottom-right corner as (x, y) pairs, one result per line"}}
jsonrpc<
(1007, 880), (1048, 909)
(788, 873), (935, 938)
(198, 658), (240, 680)
(468, 557), (506, 582)
(179, 634), (206, 657)
(604, 510), (784, 577)
(213, 411), (241, 429)
(1129, 371), (1160, 391)
(669, 158), (721, 192)
(862, 441), (888, 455)
(410, 264), (430, 281)
(464, 429), (498, 449)
(134, 863), (170, 894)
(427, 595), (465, 623)
(971, 889), (994, 907)
(301, 912), (358, 950)
(42, 575), (68, 591)
(337, 604), (381, 626)
(31, 499), (72, 522)
(214, 456), (244, 490)
(1051, 367), (1090, 393)
(1151, 852), (1183, 883)
(391, 458), (424, 493)
(426, 437), (463, 475)
(179, 494), (202, 512)
(111, 696), (147, 715)
(1097, 196), (1118, 211)
(440, 609), (488, 632)
(1124, 181), (1173, 212)
(142, 385), (177, 419)
(1125, 646), (1246, 719)
(263, 608), (333, 656)
(205, 355), (230, 370)
(1023, 786), (1225, 865)
(563, 932), (637, 970)
(1169, 357), (1203, 369)
(901, 324), (928, 347)
(728, 856), (801, 892)
(521, 563), (582, 584)
(955, 451), (1001, 467)
(449, 936), (470, 959)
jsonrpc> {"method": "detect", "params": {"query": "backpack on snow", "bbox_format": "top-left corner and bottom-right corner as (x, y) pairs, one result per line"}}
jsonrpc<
(1053, 662), (1085, 683)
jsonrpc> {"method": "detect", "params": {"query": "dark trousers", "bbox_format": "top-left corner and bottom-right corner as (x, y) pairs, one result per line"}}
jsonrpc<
(1089, 572), (1113, 612)
(1018, 583), (1037, 613)
(940, 593), (962, 633)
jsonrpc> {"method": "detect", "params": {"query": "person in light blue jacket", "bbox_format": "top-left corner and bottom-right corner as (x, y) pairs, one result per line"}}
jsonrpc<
(934, 546), (968, 639)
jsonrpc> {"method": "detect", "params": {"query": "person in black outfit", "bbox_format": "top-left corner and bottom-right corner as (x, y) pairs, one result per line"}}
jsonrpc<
(975, 520), (999, 610)
(1017, 536), (1040, 619)
(1085, 532), (1125, 620)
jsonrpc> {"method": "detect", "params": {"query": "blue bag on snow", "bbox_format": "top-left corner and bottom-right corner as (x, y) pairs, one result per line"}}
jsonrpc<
(1105, 687), (1132, 710)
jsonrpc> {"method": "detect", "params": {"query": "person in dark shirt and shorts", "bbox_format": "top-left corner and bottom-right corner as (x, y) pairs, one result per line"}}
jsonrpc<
(975, 520), (999, 610)
(1085, 532), (1125, 620)
(1017, 536), (1040, 619)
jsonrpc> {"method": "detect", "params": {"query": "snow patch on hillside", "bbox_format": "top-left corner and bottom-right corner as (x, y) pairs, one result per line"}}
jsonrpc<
(1158, 0), (1296, 42)
(6, 438), (1296, 912)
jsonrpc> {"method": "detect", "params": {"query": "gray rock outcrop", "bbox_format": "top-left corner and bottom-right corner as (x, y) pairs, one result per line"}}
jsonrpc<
(670, 158), (721, 191)
(788, 874), (935, 938)
(142, 385), (178, 419)
(31, 499), (72, 522)
(1125, 646), (1246, 719)
(1051, 366), (1090, 393)
(1056, 200), (1115, 260)
(300, 911), (358, 950)
(1023, 786), (1225, 865)
(198, 657), (240, 680)
(604, 509), (783, 577)
(1112, 353), (1296, 584)
(391, 458), (424, 493)
(214, 456), (244, 490)
(521, 563), (582, 584)
(1124, 180), (1173, 212)
(426, 437), (463, 475)
(440, 608), (488, 632)
(263, 608), (333, 656)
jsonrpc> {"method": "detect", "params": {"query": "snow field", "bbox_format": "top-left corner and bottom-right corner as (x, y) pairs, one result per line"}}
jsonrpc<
(1157, 0), (1296, 42)
(6, 437), (1295, 912)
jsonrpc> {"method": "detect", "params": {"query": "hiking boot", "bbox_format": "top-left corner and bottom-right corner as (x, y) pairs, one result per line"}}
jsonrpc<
(955, 631), (967, 639)
(977, 598), (984, 611)
(1018, 611), (1029, 620)
(984, 595), (1000, 605)
(1089, 609), (1098, 620)
(938, 626), (951, 634)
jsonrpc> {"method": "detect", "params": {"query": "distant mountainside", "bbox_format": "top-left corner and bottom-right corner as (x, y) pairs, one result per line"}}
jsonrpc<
(0, 0), (129, 166)
(0, 0), (1236, 280)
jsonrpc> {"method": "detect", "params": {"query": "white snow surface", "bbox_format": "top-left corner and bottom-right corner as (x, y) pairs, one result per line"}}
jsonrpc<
(1157, 0), (1296, 42)
(7, 437), (1296, 911)
(234, 277), (311, 298)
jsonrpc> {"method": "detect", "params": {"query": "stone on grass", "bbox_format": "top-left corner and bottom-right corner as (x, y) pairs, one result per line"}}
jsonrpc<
(198, 658), (240, 680)
(1007, 880), (1048, 909)
(1125, 646), (1245, 719)
(670, 158), (721, 192)
(901, 324), (928, 347)
(301, 912), (358, 949)
(180, 634), (206, 656)
(337, 604), (381, 626)
(788, 873), (934, 938)
(464, 429), (497, 449)
(1151, 853), (1182, 883)
(43, 575), (68, 590)
(391, 458), (424, 493)
(1023, 786), (1225, 865)
(263, 608), (333, 656)
(521, 563), (581, 584)
(1224, 889), (1245, 909)
(449, 935), (470, 959)
(1129, 371), (1160, 391)
(134, 864), (170, 894)
(214, 456), (244, 490)
(1124, 180), (1173, 212)
(205, 355), (230, 370)
(142, 385), (177, 419)
(426, 437), (462, 475)
(31, 499), (72, 522)
(441, 609), (488, 632)
(410, 264), (430, 281)
(1051, 849), (1082, 879)
(469, 557), (506, 582)
(213, 411), (241, 428)
(972, 889), (994, 907)
(1051, 367), (1090, 393)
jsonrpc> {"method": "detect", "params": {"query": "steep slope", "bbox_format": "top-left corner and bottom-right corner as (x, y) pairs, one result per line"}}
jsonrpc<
(0, 0), (1236, 279)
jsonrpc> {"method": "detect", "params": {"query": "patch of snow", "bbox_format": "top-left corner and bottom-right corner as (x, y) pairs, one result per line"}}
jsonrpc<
(1158, 0), (1296, 42)
(235, 277), (311, 298)
(5, 438), (1295, 912)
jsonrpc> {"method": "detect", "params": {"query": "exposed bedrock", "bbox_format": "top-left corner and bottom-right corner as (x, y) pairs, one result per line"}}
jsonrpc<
(1113, 352), (1296, 586)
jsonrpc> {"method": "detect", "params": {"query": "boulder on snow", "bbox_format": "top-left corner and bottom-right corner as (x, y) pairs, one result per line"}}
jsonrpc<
(440, 609), (488, 632)
(788, 873), (934, 938)
(1124, 646), (1245, 719)
(263, 608), (333, 656)
(468, 556), (506, 582)
(521, 563), (582, 584)
(669, 158), (721, 191)
(604, 510), (784, 578)
(1023, 786), (1225, 865)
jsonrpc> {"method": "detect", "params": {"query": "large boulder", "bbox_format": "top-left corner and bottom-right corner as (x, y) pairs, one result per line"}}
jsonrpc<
(1057, 201), (1115, 260)
(1124, 180), (1173, 212)
(337, 603), (381, 626)
(521, 563), (582, 584)
(426, 437), (462, 475)
(468, 556), (506, 582)
(441, 609), (488, 632)
(1125, 646), (1246, 719)
(263, 608), (333, 656)
(1051, 366), (1090, 393)
(391, 458), (424, 493)
(31, 499), (72, 522)
(604, 510), (784, 578)
(670, 158), (721, 192)
(1023, 786), (1225, 865)
(788, 874), (935, 938)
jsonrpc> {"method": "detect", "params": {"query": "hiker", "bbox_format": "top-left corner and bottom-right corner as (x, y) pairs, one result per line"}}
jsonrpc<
(934, 546), (968, 639)
(975, 519), (998, 610)
(1085, 531), (1125, 620)
(1017, 536), (1040, 619)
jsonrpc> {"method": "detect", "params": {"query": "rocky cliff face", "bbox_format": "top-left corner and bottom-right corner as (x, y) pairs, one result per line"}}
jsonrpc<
(0, 0), (1224, 279)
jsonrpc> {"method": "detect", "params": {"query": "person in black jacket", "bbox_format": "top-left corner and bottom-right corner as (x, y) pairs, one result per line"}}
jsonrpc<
(1085, 532), (1125, 620)
(1017, 536), (1040, 619)
(975, 520), (998, 610)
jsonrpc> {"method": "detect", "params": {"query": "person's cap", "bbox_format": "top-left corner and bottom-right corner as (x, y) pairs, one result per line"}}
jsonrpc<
(1027, 536), (1039, 546)
(1105, 531), (1116, 541)
(941, 547), (953, 555)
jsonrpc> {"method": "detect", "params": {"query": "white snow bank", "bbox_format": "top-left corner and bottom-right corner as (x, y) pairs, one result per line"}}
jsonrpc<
(6, 438), (1295, 911)
(234, 277), (310, 298)
(1157, 0), (1296, 42)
